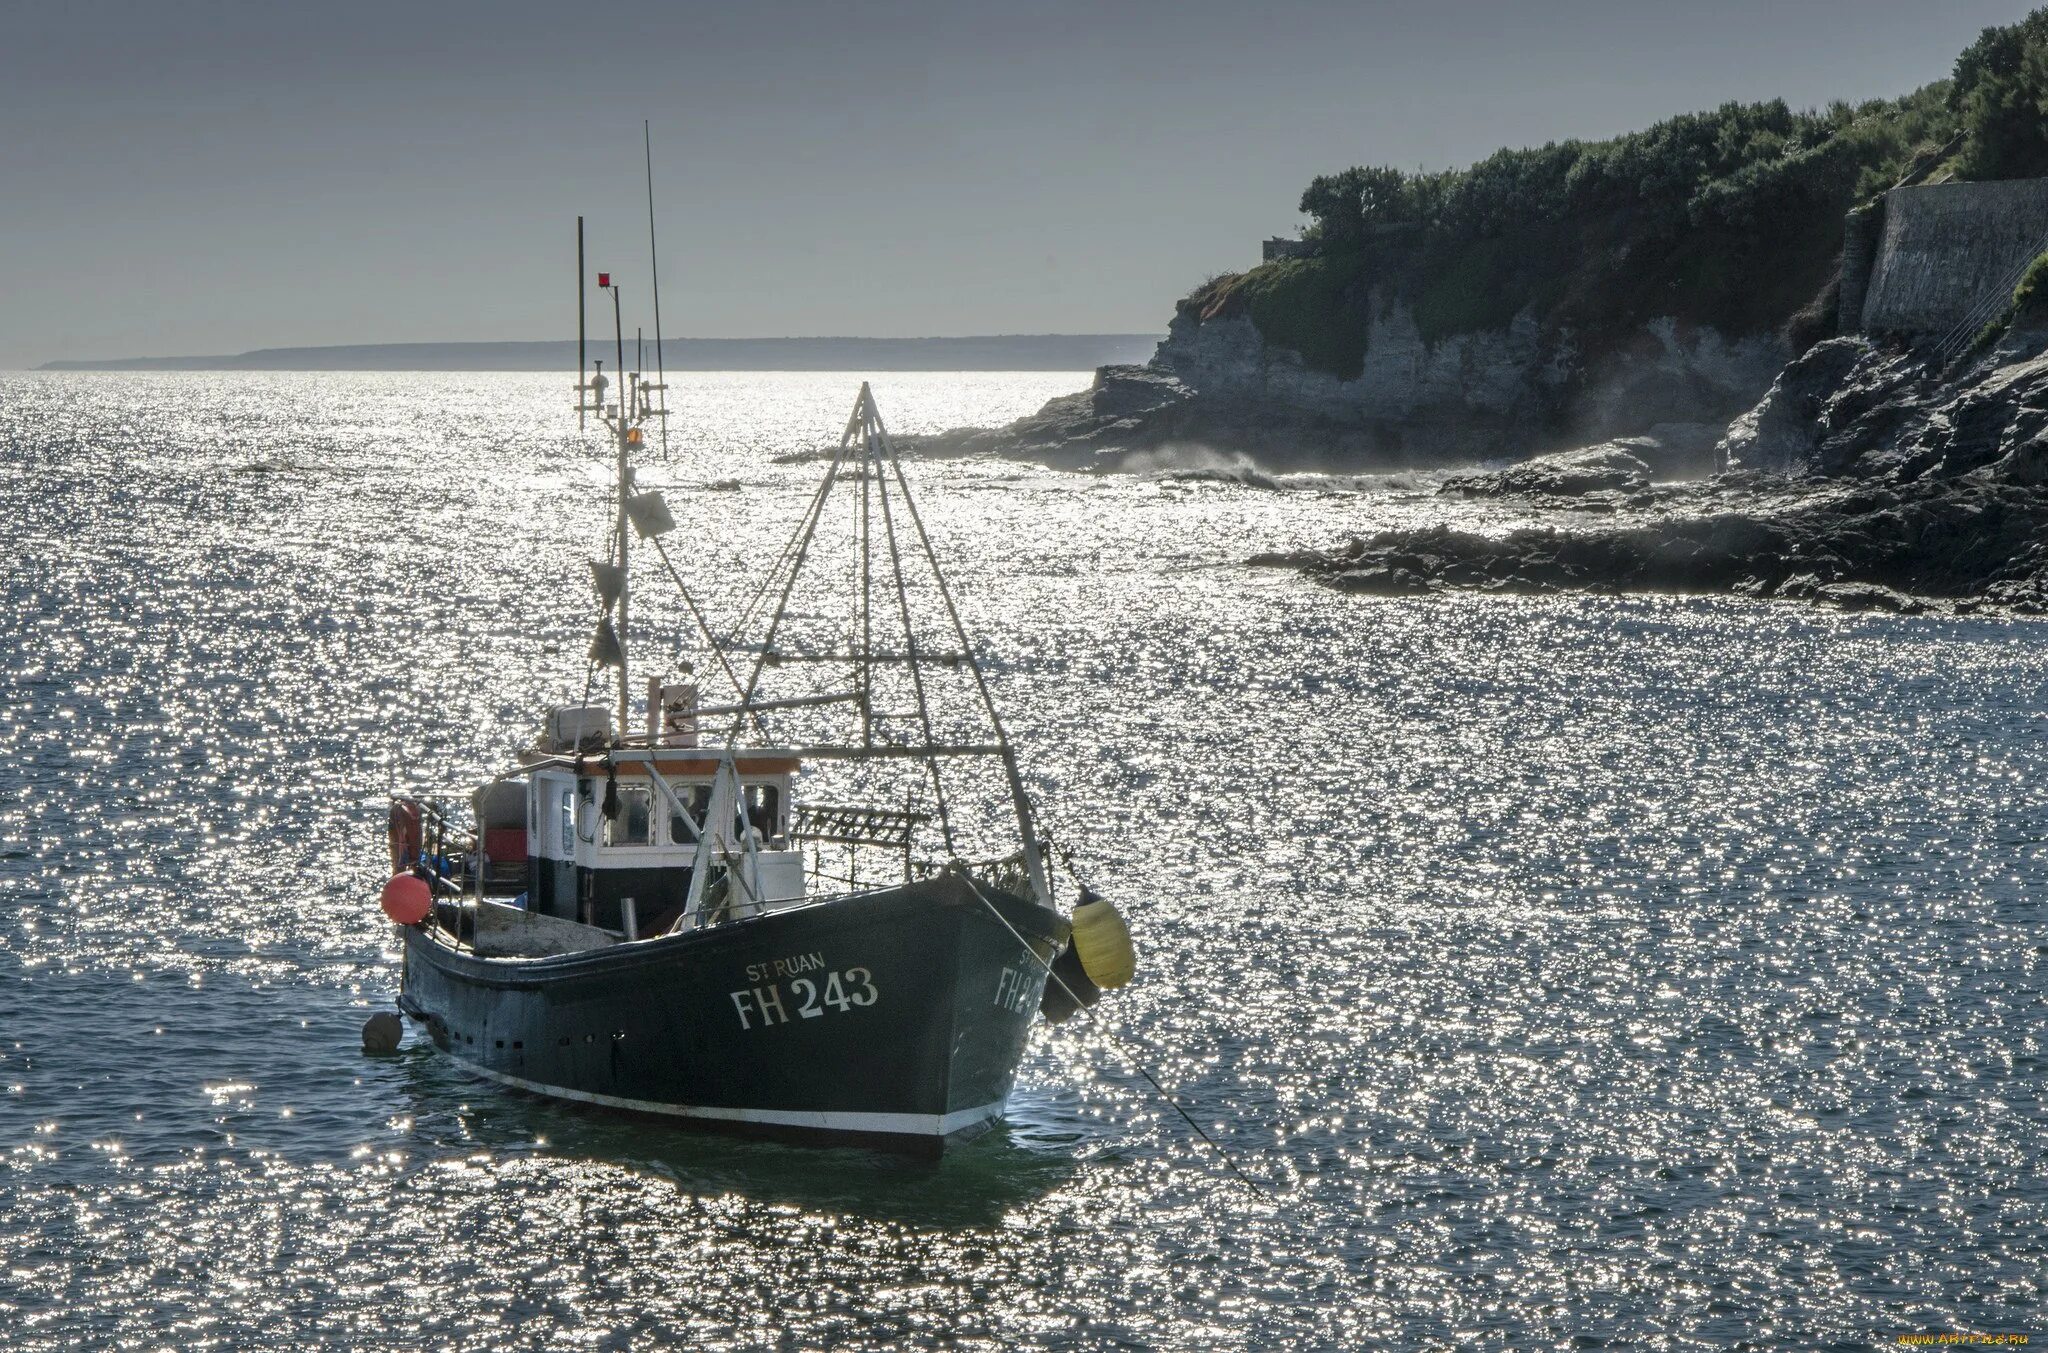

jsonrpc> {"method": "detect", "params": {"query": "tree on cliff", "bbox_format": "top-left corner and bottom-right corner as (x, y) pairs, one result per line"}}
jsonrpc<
(1298, 165), (1412, 243)
(1952, 8), (2048, 181)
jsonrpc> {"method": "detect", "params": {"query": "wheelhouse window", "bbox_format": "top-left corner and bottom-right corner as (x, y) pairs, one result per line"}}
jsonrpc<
(603, 786), (653, 847)
(744, 783), (781, 838)
(669, 784), (711, 847)
(559, 788), (575, 854)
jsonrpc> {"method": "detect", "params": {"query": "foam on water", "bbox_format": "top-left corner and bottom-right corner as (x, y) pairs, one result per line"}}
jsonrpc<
(2, 371), (2044, 1348)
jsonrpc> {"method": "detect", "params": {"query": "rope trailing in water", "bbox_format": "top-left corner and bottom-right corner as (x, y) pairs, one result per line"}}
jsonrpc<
(956, 871), (1276, 1204)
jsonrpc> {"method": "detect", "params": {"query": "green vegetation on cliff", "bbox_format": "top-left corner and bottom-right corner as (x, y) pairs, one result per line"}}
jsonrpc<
(1953, 9), (2048, 181)
(1189, 6), (2048, 379)
(1969, 249), (2048, 355)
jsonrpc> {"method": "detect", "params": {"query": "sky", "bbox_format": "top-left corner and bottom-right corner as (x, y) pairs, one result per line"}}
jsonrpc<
(1, 0), (2041, 367)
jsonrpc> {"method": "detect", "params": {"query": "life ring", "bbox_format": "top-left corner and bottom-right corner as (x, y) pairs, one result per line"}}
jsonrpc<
(388, 799), (423, 875)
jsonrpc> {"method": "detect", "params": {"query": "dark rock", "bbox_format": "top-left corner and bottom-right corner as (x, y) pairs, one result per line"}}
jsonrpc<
(896, 365), (1199, 469)
(1813, 582), (1927, 614)
(1441, 445), (1652, 499)
(1245, 549), (1326, 569)
(1718, 338), (1879, 474)
(1773, 572), (1825, 600)
(1328, 565), (1436, 596)
(1268, 329), (2048, 612)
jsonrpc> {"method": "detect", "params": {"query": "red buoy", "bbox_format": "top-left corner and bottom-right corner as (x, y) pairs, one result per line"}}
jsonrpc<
(380, 873), (432, 926)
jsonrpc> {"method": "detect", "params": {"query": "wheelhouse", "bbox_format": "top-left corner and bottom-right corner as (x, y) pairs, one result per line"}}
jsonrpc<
(513, 748), (802, 936)
(447, 702), (808, 940)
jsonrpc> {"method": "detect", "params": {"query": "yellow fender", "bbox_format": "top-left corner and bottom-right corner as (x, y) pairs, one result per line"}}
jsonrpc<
(1069, 890), (1135, 990)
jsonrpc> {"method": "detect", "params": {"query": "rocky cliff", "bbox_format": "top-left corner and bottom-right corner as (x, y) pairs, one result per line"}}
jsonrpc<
(1261, 317), (2048, 613)
(1148, 297), (1785, 461)
(906, 304), (1785, 472)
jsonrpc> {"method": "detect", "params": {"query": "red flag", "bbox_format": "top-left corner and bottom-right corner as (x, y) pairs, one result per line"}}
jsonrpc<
(597, 272), (610, 287)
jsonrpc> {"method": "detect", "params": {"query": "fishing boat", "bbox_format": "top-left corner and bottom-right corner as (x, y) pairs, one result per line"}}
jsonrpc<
(373, 186), (1134, 1153)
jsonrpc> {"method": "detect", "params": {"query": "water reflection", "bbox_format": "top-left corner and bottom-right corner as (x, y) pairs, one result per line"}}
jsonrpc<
(393, 1044), (1080, 1229)
(2, 371), (2045, 1347)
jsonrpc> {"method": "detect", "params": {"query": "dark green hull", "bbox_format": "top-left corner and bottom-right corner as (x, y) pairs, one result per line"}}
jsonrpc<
(399, 874), (1066, 1153)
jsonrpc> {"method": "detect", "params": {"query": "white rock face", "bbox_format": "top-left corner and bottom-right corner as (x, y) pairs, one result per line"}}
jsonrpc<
(1577, 317), (1788, 438)
(1154, 297), (1785, 455)
(1157, 299), (1553, 426)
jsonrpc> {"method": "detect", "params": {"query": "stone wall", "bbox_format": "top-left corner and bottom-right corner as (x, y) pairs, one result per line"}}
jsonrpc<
(1837, 204), (1882, 334)
(1262, 237), (1320, 263)
(1856, 178), (2048, 335)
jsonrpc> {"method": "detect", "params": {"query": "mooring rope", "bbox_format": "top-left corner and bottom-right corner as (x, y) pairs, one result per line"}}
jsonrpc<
(955, 871), (1277, 1204)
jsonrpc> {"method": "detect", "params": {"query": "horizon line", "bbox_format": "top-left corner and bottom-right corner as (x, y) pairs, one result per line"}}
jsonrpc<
(36, 333), (1165, 373)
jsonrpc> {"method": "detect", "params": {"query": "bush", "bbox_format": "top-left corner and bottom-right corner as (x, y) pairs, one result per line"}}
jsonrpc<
(2013, 250), (2048, 314)
(1299, 167), (1413, 244)
(1199, 254), (1375, 380)
(1784, 273), (1842, 355)
(1951, 10), (2048, 180)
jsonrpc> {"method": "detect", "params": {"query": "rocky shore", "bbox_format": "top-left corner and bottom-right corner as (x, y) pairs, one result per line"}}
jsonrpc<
(896, 364), (1206, 470)
(1255, 326), (2048, 613)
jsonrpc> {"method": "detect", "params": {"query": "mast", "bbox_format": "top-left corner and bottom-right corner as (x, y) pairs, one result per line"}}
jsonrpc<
(612, 280), (630, 735)
(866, 389), (1050, 905)
(732, 385), (1052, 905)
(570, 181), (686, 744)
(859, 408), (873, 747)
(570, 156), (676, 744)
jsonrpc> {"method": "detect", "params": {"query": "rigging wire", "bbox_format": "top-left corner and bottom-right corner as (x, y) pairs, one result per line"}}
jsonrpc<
(871, 400), (1025, 750)
(732, 418), (863, 713)
(865, 401), (958, 852)
(644, 121), (670, 462)
(727, 421), (859, 647)
(866, 395), (1050, 899)
(727, 520), (803, 649)
(647, 533), (769, 739)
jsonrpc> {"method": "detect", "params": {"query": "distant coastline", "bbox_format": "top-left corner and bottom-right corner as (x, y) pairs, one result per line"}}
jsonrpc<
(36, 334), (1161, 373)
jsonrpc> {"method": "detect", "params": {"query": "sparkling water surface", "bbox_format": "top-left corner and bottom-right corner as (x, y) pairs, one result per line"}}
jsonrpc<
(2, 371), (2044, 1350)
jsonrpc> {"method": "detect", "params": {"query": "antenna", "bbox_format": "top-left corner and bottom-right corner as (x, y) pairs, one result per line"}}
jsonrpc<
(644, 120), (670, 457)
(576, 216), (587, 431)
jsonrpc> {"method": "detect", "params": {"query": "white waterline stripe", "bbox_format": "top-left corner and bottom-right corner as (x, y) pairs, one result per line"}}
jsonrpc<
(442, 1053), (1003, 1138)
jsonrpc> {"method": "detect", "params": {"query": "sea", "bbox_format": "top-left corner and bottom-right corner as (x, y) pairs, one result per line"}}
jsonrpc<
(1, 370), (2043, 1350)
